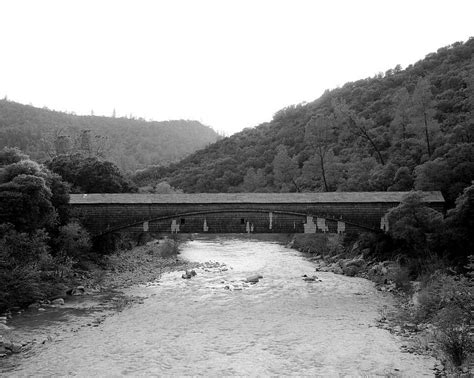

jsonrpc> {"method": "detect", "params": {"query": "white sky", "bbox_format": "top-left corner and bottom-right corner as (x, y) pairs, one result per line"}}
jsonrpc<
(0, 0), (472, 135)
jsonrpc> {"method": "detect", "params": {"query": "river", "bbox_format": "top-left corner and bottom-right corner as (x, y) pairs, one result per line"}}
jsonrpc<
(2, 235), (436, 376)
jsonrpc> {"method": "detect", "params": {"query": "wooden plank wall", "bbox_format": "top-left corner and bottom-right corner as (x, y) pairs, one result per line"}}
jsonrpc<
(70, 201), (445, 236)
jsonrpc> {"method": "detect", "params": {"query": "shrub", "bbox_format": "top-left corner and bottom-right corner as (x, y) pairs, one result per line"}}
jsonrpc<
(159, 238), (180, 258)
(401, 251), (448, 278)
(292, 234), (330, 255)
(434, 305), (473, 367)
(414, 272), (473, 366)
(0, 267), (43, 312)
(415, 273), (472, 321)
(387, 263), (412, 293)
(0, 225), (50, 267)
(55, 221), (91, 259)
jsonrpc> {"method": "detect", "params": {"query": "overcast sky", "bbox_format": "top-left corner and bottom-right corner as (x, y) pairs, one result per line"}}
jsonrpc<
(0, 0), (472, 135)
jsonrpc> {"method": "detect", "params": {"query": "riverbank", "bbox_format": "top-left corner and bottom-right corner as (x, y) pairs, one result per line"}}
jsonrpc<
(0, 238), (196, 359)
(291, 233), (473, 376)
(3, 236), (441, 376)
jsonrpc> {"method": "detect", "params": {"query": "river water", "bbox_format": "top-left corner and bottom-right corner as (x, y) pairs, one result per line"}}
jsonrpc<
(3, 235), (436, 376)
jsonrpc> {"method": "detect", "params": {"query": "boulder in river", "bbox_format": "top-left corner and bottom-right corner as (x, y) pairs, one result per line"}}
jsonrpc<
(6, 342), (22, 353)
(51, 298), (65, 305)
(182, 270), (197, 279)
(302, 275), (320, 282)
(245, 274), (263, 283)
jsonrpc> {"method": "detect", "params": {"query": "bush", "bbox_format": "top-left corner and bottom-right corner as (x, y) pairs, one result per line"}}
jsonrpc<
(55, 221), (91, 259)
(292, 234), (330, 255)
(0, 225), (51, 267)
(415, 273), (472, 321)
(387, 263), (412, 293)
(434, 305), (473, 367)
(414, 272), (473, 366)
(159, 238), (180, 258)
(0, 267), (43, 312)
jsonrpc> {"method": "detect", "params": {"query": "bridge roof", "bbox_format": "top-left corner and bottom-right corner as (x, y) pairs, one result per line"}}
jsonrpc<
(69, 191), (444, 204)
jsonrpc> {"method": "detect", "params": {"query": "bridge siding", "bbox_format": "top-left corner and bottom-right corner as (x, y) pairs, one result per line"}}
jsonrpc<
(70, 197), (445, 236)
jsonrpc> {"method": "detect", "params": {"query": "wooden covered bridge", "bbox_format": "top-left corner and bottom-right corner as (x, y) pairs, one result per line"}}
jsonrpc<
(69, 192), (444, 238)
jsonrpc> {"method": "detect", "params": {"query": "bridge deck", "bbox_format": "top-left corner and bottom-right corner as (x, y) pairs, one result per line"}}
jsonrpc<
(69, 191), (445, 238)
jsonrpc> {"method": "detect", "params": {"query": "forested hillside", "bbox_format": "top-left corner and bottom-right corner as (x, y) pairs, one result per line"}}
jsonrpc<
(0, 101), (220, 172)
(135, 38), (473, 206)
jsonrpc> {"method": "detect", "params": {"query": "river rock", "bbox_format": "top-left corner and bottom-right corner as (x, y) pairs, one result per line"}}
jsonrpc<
(245, 274), (263, 283)
(182, 269), (196, 279)
(68, 285), (86, 296)
(52, 298), (65, 305)
(404, 322), (418, 331)
(6, 342), (22, 353)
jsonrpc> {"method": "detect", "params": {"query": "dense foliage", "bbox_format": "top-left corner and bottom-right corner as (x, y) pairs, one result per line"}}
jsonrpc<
(0, 101), (220, 172)
(0, 148), (91, 312)
(47, 154), (137, 193)
(138, 38), (473, 207)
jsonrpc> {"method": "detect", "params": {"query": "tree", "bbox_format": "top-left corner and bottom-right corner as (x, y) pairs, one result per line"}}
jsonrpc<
(300, 150), (342, 191)
(0, 148), (70, 227)
(333, 99), (386, 165)
(337, 157), (378, 191)
(388, 166), (414, 191)
(439, 183), (474, 266)
(0, 147), (28, 166)
(46, 172), (71, 225)
(409, 77), (439, 158)
(391, 87), (411, 141)
(414, 143), (474, 206)
(304, 115), (335, 191)
(142, 181), (183, 194)
(387, 191), (443, 256)
(369, 163), (397, 191)
(272, 145), (300, 192)
(242, 168), (266, 192)
(47, 154), (137, 193)
(0, 174), (57, 233)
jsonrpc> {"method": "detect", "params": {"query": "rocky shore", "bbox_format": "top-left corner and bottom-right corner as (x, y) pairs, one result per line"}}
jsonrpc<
(291, 234), (473, 376)
(0, 240), (196, 359)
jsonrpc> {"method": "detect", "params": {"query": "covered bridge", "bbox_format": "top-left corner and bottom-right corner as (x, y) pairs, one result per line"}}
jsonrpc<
(69, 191), (444, 237)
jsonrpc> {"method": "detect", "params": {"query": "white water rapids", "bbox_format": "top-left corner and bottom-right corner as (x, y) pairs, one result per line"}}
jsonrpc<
(2, 235), (436, 376)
